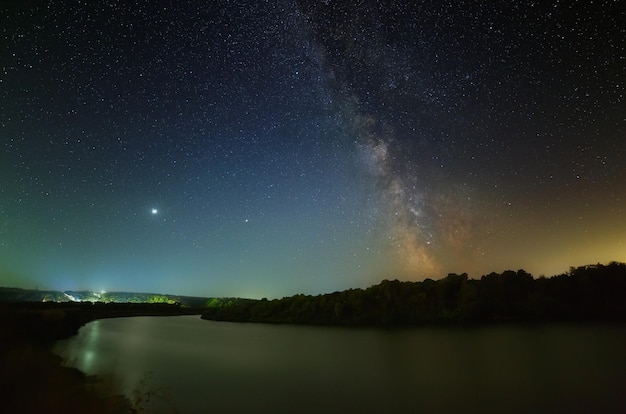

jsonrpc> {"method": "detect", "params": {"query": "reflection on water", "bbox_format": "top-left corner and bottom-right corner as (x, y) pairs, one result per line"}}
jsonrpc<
(55, 316), (626, 414)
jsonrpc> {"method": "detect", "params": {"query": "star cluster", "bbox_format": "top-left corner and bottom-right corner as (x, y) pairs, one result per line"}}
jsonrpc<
(1, 1), (624, 297)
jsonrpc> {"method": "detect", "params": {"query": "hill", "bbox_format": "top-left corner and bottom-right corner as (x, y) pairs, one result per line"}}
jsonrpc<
(0, 287), (213, 308)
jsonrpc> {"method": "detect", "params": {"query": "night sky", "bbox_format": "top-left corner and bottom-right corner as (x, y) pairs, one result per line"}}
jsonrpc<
(1, 0), (625, 298)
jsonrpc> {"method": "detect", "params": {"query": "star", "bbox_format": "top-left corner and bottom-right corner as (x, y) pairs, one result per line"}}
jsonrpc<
(1, 0), (623, 299)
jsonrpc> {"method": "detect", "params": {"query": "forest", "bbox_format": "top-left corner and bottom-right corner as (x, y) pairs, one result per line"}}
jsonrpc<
(201, 262), (626, 325)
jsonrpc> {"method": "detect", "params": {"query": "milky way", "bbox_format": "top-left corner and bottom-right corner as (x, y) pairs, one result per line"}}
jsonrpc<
(1, 1), (624, 297)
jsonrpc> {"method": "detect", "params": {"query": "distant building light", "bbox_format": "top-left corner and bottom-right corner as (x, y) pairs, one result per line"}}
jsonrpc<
(63, 292), (80, 302)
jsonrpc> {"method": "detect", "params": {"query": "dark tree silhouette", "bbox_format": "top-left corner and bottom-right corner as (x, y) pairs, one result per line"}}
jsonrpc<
(202, 262), (626, 326)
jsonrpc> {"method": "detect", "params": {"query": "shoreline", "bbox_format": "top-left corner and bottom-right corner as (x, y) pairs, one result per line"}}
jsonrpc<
(0, 302), (203, 413)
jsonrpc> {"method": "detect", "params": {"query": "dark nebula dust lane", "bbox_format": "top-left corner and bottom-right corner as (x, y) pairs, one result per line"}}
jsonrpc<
(1, 0), (624, 297)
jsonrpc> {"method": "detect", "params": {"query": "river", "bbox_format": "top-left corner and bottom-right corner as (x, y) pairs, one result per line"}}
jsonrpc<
(54, 315), (626, 413)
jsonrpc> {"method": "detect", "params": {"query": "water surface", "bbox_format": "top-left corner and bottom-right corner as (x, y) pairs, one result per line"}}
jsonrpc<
(55, 316), (626, 413)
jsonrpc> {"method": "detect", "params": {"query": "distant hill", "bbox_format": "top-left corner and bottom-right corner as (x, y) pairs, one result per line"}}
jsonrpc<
(0, 287), (213, 308)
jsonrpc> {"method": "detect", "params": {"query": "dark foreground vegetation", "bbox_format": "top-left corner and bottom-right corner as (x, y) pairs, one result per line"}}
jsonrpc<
(0, 302), (202, 413)
(202, 262), (626, 325)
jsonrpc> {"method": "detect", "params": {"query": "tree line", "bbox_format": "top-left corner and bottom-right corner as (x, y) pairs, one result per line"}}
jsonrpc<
(201, 262), (626, 325)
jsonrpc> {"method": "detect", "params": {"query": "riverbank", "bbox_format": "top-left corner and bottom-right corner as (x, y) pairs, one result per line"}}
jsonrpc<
(0, 302), (203, 413)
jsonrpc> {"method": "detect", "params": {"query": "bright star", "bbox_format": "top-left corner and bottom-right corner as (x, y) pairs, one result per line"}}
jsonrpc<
(151, 208), (158, 215)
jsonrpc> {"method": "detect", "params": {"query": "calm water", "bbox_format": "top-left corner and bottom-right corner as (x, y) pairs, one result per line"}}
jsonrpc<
(55, 316), (626, 414)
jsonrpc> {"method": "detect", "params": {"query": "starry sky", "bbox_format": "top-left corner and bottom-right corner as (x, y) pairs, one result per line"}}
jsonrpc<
(1, 0), (625, 298)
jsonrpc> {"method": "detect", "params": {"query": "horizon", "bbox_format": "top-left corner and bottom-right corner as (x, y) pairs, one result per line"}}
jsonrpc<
(2, 260), (622, 300)
(2, 1), (624, 299)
